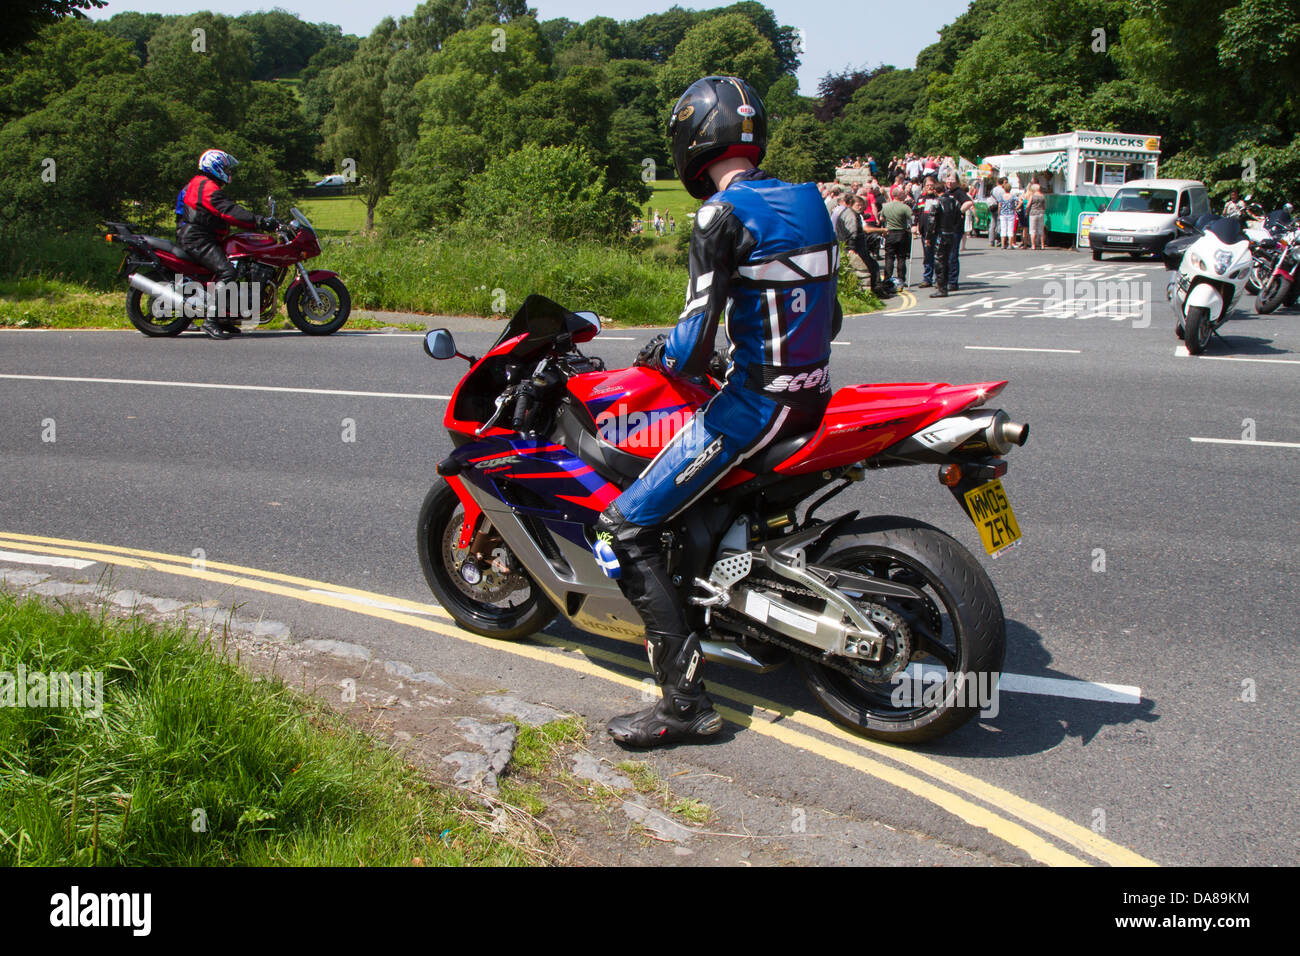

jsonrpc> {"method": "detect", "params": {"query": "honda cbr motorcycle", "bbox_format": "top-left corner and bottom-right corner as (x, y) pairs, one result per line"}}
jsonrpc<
(416, 295), (1030, 744)
(1165, 215), (1253, 354)
(105, 200), (350, 336)
(1254, 223), (1299, 315)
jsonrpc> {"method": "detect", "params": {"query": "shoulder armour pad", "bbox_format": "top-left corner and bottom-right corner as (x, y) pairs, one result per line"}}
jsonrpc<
(694, 202), (732, 233)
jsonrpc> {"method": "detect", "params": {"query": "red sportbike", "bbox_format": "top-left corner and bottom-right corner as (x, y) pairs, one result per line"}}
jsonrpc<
(417, 295), (1029, 743)
(105, 202), (350, 336)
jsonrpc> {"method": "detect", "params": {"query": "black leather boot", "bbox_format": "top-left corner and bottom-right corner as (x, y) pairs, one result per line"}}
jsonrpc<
(607, 630), (723, 748)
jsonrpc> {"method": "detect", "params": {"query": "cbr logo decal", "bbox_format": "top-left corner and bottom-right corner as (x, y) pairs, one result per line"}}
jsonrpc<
(675, 436), (724, 485)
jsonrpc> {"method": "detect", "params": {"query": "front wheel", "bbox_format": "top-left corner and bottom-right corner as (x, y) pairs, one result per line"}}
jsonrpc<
(416, 481), (556, 640)
(796, 517), (1005, 744)
(1183, 305), (1213, 354)
(1255, 275), (1290, 314)
(125, 284), (189, 337)
(286, 275), (351, 335)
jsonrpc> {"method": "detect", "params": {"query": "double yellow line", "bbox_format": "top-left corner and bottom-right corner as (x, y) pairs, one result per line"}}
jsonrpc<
(0, 530), (1154, 867)
(846, 288), (917, 320)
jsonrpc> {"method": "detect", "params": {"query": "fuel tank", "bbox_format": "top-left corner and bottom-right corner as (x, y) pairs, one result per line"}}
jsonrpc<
(565, 366), (712, 459)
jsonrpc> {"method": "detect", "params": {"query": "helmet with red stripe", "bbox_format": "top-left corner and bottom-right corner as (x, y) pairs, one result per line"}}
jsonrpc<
(668, 76), (767, 200)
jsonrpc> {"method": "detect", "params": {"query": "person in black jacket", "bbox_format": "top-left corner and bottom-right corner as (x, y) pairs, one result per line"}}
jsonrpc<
(175, 149), (276, 339)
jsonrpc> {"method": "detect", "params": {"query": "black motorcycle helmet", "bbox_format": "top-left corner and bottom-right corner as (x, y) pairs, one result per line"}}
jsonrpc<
(669, 76), (768, 199)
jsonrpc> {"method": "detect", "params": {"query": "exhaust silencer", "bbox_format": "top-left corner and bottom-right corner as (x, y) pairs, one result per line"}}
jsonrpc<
(127, 273), (206, 315)
(957, 409), (1030, 455)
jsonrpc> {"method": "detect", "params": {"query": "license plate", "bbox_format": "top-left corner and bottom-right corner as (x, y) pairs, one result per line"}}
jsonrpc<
(963, 479), (1022, 558)
(1112, 235), (1134, 243)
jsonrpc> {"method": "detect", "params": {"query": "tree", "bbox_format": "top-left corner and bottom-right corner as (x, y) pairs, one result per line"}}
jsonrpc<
(4, 0), (106, 53)
(242, 81), (317, 181)
(145, 13), (255, 131)
(657, 12), (780, 111)
(829, 68), (925, 160)
(0, 73), (277, 233)
(322, 20), (403, 230)
(237, 9), (329, 79)
(93, 10), (165, 63)
(462, 143), (631, 240)
(0, 18), (136, 122)
(814, 66), (884, 123)
(764, 74), (814, 125)
(763, 114), (833, 183)
(913, 0), (1127, 157)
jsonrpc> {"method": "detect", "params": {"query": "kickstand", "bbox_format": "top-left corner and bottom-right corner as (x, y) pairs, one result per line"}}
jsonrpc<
(1211, 327), (1229, 346)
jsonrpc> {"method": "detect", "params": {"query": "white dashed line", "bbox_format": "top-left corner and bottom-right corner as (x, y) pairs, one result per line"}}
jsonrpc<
(0, 549), (97, 569)
(907, 663), (1141, 703)
(965, 346), (1081, 354)
(1189, 437), (1300, 449)
(0, 374), (450, 401)
(1174, 345), (1300, 364)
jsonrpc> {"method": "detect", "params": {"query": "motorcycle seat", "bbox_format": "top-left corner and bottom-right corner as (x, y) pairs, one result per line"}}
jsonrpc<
(746, 433), (812, 473)
(140, 235), (197, 262)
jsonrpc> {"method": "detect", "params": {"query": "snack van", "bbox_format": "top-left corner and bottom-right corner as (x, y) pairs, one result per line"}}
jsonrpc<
(981, 131), (1161, 242)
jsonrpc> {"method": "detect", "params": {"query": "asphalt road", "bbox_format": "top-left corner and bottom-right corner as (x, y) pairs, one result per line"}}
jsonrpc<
(2, 243), (1297, 866)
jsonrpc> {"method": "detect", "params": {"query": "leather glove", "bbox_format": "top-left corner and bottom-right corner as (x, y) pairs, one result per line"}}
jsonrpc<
(707, 349), (729, 381)
(257, 216), (279, 232)
(634, 333), (668, 370)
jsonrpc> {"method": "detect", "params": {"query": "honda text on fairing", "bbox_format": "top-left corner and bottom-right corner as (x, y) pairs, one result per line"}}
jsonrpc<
(415, 295), (1030, 744)
(1165, 215), (1253, 354)
(104, 200), (350, 337)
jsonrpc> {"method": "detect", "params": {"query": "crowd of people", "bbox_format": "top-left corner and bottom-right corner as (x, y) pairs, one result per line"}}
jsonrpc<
(822, 152), (1055, 299)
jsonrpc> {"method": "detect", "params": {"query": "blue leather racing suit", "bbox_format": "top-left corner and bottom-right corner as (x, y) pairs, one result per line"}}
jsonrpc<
(613, 169), (839, 526)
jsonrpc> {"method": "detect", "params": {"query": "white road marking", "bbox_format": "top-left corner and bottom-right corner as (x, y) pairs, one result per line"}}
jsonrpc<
(965, 346), (1081, 354)
(831, 340), (851, 345)
(1189, 437), (1300, 449)
(1174, 345), (1300, 364)
(0, 373), (450, 401)
(0, 549), (96, 570)
(905, 663), (1140, 704)
(599, 336), (638, 341)
(307, 589), (440, 615)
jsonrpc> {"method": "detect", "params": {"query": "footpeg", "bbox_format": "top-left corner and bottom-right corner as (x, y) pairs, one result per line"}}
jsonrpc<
(689, 551), (753, 607)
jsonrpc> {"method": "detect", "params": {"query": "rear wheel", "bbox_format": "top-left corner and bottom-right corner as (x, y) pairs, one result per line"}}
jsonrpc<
(1184, 305), (1213, 354)
(286, 276), (350, 335)
(416, 481), (556, 640)
(796, 517), (1005, 744)
(1091, 249), (1102, 261)
(1255, 275), (1290, 314)
(125, 283), (190, 337)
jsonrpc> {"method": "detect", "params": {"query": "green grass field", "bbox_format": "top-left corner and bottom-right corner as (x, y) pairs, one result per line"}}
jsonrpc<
(0, 590), (531, 866)
(293, 195), (374, 236)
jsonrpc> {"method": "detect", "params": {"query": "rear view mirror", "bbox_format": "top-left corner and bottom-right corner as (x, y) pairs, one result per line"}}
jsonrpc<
(424, 328), (457, 360)
(572, 310), (600, 344)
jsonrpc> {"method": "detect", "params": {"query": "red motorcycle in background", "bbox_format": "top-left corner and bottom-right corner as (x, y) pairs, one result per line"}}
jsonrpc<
(416, 295), (1031, 743)
(105, 200), (351, 336)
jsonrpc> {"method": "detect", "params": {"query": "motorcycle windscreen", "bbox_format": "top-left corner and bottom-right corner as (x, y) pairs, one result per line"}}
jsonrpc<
(490, 294), (599, 362)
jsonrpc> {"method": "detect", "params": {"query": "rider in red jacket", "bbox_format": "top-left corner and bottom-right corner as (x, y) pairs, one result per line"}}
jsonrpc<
(175, 149), (275, 339)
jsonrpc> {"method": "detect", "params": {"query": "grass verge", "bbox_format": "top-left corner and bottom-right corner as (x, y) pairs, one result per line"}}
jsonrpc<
(0, 590), (532, 866)
(1, 229), (879, 328)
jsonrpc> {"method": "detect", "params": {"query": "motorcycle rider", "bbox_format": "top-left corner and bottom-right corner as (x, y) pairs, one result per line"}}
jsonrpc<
(596, 76), (840, 748)
(175, 149), (277, 339)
